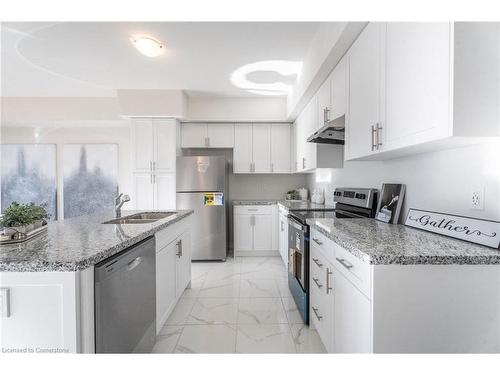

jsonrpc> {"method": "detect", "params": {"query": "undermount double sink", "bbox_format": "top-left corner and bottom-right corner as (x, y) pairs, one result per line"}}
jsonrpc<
(102, 212), (176, 225)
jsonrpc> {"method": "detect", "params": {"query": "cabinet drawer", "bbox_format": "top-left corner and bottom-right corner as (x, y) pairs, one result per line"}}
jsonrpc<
(234, 205), (273, 215)
(332, 243), (372, 298)
(310, 228), (334, 264)
(155, 219), (190, 251)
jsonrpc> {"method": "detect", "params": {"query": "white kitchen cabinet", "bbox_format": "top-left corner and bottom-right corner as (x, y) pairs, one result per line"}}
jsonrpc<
(133, 172), (175, 210)
(233, 124), (253, 173)
(181, 123), (234, 148)
(133, 173), (155, 210)
(234, 205), (277, 255)
(271, 124), (292, 173)
(384, 23), (451, 150)
(345, 22), (500, 161)
(333, 269), (372, 353)
(252, 124), (272, 173)
(132, 118), (177, 210)
(155, 219), (192, 334)
(316, 75), (331, 130)
(330, 56), (347, 120)
(181, 123), (207, 147)
(175, 230), (191, 298)
(345, 22), (385, 160)
(278, 207), (289, 266)
(132, 118), (176, 173)
(156, 239), (177, 332)
(233, 124), (291, 174)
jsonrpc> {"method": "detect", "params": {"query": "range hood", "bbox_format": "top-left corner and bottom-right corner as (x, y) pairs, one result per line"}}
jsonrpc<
(307, 115), (345, 145)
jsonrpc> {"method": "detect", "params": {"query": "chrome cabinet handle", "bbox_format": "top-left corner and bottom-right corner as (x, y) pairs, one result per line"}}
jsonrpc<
(207, 137), (210, 147)
(312, 257), (323, 267)
(152, 161), (156, 171)
(312, 306), (322, 321)
(371, 125), (376, 151)
(176, 240), (183, 257)
(312, 277), (323, 288)
(312, 238), (323, 246)
(326, 268), (333, 294)
(247, 208), (258, 212)
(270, 163), (274, 173)
(376, 123), (382, 149)
(153, 174), (156, 184)
(250, 215), (255, 226)
(302, 157), (306, 169)
(150, 161), (153, 172)
(280, 221), (284, 232)
(324, 107), (330, 123)
(150, 173), (153, 184)
(336, 257), (353, 270)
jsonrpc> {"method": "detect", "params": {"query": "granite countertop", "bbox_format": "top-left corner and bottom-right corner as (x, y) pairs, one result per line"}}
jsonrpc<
(307, 217), (500, 265)
(233, 199), (335, 211)
(0, 209), (194, 272)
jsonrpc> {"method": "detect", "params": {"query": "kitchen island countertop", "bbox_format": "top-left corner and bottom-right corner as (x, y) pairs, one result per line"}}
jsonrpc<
(0, 209), (194, 272)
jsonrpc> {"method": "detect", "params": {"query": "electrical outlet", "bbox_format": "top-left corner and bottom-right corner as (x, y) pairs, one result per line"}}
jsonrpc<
(470, 188), (485, 210)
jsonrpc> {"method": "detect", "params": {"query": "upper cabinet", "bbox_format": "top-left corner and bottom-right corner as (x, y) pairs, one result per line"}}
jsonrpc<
(181, 123), (234, 148)
(233, 123), (292, 174)
(132, 118), (177, 173)
(345, 22), (500, 161)
(330, 56), (347, 121)
(345, 22), (385, 160)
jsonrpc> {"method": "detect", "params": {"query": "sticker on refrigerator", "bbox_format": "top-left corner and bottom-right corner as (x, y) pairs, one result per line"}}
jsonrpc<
(204, 192), (224, 206)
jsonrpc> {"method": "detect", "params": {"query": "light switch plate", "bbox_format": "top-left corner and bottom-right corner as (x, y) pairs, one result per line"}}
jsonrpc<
(0, 288), (10, 318)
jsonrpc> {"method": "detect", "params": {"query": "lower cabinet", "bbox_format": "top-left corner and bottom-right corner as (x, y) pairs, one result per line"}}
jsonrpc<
(234, 204), (278, 255)
(155, 221), (192, 334)
(310, 227), (372, 353)
(278, 208), (289, 266)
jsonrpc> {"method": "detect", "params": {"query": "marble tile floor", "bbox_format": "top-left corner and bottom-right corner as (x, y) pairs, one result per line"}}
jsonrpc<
(152, 256), (326, 354)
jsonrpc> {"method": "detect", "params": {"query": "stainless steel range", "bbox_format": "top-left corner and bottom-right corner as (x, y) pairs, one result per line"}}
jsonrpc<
(287, 188), (378, 324)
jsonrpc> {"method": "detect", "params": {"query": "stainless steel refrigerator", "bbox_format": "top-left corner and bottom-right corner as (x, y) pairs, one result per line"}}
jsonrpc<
(176, 156), (227, 260)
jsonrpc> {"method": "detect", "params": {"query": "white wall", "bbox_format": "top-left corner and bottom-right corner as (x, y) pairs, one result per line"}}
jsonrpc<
(1, 124), (133, 219)
(307, 142), (500, 222)
(186, 96), (287, 122)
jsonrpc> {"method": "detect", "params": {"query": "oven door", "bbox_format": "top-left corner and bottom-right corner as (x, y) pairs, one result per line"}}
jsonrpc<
(287, 215), (308, 291)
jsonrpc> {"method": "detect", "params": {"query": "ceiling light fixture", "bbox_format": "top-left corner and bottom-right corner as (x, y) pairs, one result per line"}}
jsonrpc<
(131, 36), (165, 57)
(230, 60), (302, 96)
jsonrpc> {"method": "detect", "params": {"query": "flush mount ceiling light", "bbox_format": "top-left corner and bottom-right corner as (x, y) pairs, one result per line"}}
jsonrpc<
(130, 36), (165, 57)
(230, 60), (302, 96)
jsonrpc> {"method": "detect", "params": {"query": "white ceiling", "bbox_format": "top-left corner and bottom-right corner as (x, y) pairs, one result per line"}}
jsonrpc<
(1, 22), (321, 97)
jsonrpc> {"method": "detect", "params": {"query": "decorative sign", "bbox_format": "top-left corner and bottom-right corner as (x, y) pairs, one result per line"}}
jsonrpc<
(204, 192), (224, 206)
(405, 208), (500, 249)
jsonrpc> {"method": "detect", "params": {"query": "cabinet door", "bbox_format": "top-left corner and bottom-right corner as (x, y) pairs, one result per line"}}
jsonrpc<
(176, 231), (191, 298)
(134, 173), (154, 210)
(252, 124), (271, 173)
(317, 76), (332, 129)
(154, 173), (176, 210)
(331, 56), (347, 120)
(156, 240), (177, 332)
(154, 119), (176, 172)
(385, 23), (451, 150)
(270, 124), (291, 173)
(234, 214), (253, 251)
(253, 214), (273, 251)
(207, 123), (234, 148)
(181, 123), (207, 148)
(346, 22), (383, 160)
(302, 99), (317, 170)
(132, 119), (154, 172)
(278, 214), (288, 266)
(233, 124), (253, 173)
(333, 269), (371, 353)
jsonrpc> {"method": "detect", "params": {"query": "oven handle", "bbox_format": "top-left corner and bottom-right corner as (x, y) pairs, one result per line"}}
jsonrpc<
(287, 215), (307, 231)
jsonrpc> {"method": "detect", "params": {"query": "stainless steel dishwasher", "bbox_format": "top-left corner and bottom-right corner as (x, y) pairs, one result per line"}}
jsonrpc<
(95, 236), (156, 353)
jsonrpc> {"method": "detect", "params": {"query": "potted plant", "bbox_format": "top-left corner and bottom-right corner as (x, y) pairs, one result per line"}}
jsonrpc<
(0, 202), (48, 237)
